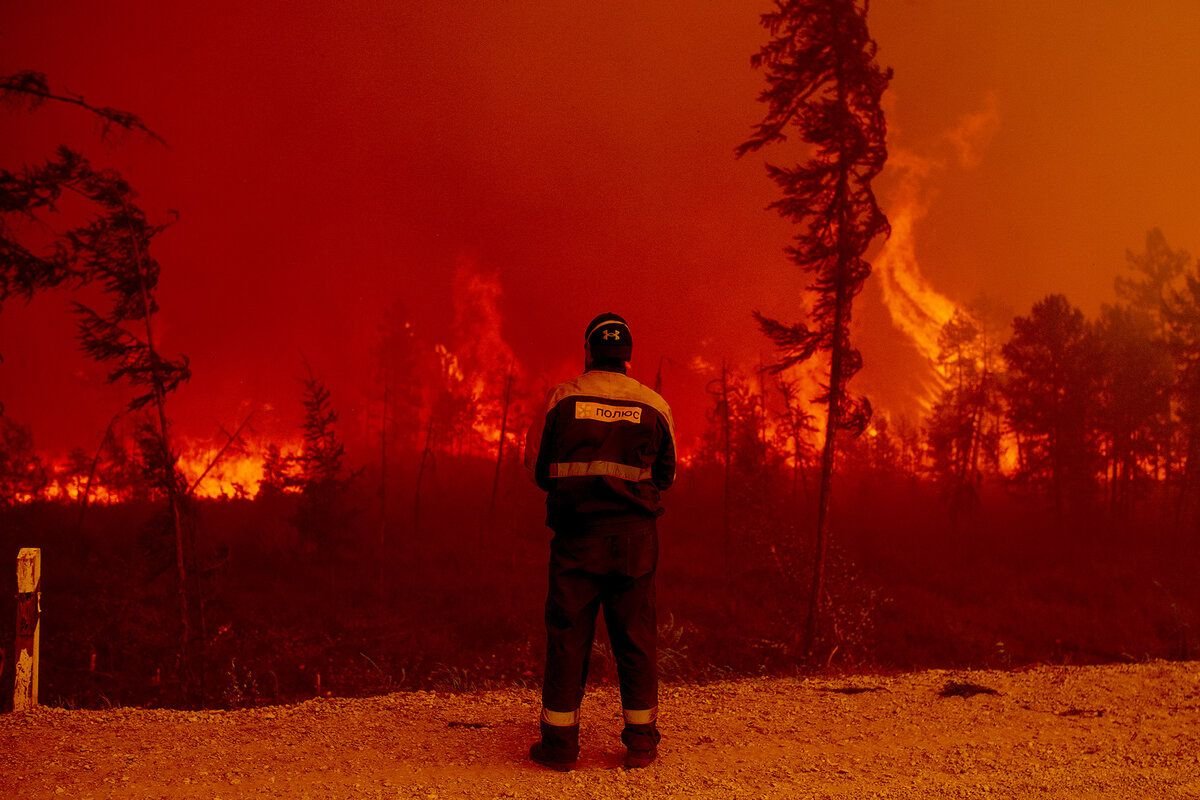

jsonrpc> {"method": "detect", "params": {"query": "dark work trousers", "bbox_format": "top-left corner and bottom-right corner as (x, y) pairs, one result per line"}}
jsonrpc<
(541, 516), (658, 719)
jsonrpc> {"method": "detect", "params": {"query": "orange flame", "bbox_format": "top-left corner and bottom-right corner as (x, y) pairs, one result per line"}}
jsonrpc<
(447, 257), (524, 456)
(178, 439), (303, 499)
(876, 98), (1000, 408)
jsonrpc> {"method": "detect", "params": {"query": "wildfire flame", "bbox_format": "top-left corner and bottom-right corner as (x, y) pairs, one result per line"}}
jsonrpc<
(876, 98), (1001, 407)
(875, 167), (958, 369)
(25, 438), (305, 504)
(178, 440), (303, 499)
(450, 257), (524, 452)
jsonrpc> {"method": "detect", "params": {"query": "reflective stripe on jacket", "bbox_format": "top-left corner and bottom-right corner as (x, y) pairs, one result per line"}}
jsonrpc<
(525, 368), (676, 528)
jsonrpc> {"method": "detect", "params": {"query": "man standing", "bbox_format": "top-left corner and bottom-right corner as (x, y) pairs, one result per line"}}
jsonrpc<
(524, 312), (676, 771)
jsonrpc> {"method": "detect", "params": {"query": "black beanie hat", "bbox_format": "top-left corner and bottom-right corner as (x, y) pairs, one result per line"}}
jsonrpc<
(585, 312), (632, 363)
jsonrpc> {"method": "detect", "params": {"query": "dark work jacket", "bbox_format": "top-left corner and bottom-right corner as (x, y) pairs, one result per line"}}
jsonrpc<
(525, 368), (676, 531)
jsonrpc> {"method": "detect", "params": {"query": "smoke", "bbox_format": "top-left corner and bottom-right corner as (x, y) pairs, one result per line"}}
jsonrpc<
(946, 96), (1002, 169)
(875, 95), (1001, 406)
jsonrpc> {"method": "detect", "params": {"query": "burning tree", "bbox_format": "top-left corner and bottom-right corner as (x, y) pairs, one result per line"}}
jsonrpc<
(737, 0), (892, 660)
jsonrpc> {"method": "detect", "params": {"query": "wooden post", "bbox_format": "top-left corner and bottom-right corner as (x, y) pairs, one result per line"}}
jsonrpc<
(14, 548), (41, 711)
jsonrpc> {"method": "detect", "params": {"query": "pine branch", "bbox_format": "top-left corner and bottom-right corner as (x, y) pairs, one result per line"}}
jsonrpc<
(1, 71), (167, 146)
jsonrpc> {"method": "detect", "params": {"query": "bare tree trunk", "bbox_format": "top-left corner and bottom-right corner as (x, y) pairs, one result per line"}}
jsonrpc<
(413, 413), (435, 536)
(778, 377), (810, 508)
(76, 413), (121, 535)
(792, 431), (801, 505)
(806, 322), (843, 662)
(1174, 442), (1189, 523)
(803, 57), (853, 661)
(720, 360), (734, 596)
(756, 355), (769, 452)
(378, 382), (389, 599)
(126, 204), (198, 696)
(487, 371), (515, 538)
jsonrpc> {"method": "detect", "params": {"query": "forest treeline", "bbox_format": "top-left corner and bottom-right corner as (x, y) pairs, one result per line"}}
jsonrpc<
(687, 226), (1200, 526)
(5, 224), (1200, 531)
(2, 227), (1198, 709)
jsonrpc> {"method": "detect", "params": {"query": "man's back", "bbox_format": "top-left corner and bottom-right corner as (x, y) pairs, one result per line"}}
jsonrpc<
(528, 368), (676, 529)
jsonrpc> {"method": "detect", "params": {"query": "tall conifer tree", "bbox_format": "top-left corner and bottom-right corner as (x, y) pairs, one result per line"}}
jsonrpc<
(738, 0), (891, 660)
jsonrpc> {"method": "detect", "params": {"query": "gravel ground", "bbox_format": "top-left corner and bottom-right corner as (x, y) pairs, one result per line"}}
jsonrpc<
(2, 661), (1198, 799)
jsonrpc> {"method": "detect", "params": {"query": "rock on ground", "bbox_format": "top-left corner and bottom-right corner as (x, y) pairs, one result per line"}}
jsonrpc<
(2, 661), (1198, 799)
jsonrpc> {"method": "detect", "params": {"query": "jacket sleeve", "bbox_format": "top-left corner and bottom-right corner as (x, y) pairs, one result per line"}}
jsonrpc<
(524, 389), (558, 490)
(651, 410), (676, 490)
(533, 403), (560, 491)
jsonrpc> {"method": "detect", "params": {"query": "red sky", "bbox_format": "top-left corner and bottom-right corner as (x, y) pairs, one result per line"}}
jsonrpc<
(2, 1), (1199, 456)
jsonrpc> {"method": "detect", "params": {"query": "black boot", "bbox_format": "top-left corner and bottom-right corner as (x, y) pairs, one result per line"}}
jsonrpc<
(529, 721), (579, 772)
(621, 723), (660, 769)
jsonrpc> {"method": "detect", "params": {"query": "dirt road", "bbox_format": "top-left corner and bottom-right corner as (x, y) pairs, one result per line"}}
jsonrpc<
(2, 661), (1198, 799)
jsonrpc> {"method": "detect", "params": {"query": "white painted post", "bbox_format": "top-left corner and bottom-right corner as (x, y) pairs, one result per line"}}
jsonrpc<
(13, 548), (41, 711)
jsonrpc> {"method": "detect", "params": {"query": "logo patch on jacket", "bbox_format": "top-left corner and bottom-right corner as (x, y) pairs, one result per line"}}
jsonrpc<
(575, 401), (642, 424)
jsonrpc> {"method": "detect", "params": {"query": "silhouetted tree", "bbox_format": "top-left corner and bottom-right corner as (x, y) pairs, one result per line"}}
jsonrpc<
(844, 415), (902, 475)
(738, 0), (891, 660)
(487, 368), (516, 530)
(373, 301), (425, 586)
(1116, 228), (1189, 337)
(294, 371), (352, 560)
(1117, 229), (1192, 485)
(73, 413), (133, 536)
(1002, 295), (1101, 514)
(413, 345), (477, 532)
(891, 414), (925, 480)
(62, 168), (197, 665)
(1, 72), (163, 314)
(1166, 259), (1200, 518)
(91, 422), (146, 502)
(1, 76), (203, 695)
(258, 442), (295, 499)
(0, 412), (47, 503)
(698, 363), (782, 599)
(926, 309), (1003, 519)
(375, 301), (425, 459)
(74, 197), (199, 696)
(776, 374), (818, 504)
(0, 71), (164, 144)
(1093, 304), (1173, 513)
(703, 361), (737, 588)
